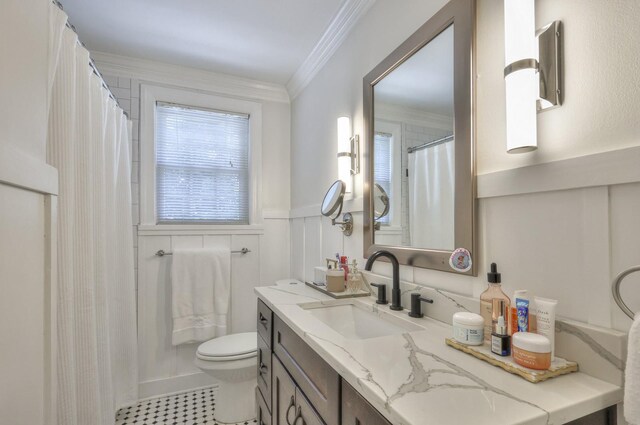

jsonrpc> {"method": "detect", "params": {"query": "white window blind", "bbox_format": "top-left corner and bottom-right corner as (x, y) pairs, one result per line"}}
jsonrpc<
(374, 132), (392, 225)
(155, 102), (250, 224)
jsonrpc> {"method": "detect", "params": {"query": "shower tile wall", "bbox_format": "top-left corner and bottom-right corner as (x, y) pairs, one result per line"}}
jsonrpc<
(401, 124), (452, 245)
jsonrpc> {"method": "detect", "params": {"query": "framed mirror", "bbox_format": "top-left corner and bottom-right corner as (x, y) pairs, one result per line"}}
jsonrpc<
(363, 0), (476, 275)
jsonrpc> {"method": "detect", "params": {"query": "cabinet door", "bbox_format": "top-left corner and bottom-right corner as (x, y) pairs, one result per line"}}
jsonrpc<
(257, 334), (272, 411)
(342, 380), (392, 425)
(294, 388), (324, 425)
(272, 356), (297, 425)
(256, 387), (272, 425)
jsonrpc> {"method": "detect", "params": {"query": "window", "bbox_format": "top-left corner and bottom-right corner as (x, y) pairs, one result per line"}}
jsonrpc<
(374, 132), (392, 225)
(155, 102), (250, 224)
(140, 84), (262, 226)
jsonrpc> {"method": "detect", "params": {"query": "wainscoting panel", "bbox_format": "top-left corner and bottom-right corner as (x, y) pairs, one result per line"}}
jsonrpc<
(291, 218), (305, 282)
(229, 234), (261, 334)
(138, 235), (174, 384)
(303, 216), (322, 282)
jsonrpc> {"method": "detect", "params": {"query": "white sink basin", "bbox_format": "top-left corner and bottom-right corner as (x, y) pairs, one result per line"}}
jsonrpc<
(300, 301), (423, 339)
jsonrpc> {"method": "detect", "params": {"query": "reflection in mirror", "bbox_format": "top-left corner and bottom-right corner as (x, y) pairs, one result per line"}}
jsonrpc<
(373, 183), (390, 221)
(373, 25), (454, 250)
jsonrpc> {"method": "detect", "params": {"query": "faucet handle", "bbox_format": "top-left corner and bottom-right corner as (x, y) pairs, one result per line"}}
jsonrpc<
(408, 293), (433, 318)
(370, 283), (388, 305)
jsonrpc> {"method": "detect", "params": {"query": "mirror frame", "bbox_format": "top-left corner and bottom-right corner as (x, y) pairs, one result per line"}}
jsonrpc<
(363, 0), (476, 275)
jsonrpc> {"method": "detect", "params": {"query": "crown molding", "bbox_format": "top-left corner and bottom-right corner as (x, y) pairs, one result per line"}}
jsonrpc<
(91, 51), (290, 104)
(286, 0), (376, 100)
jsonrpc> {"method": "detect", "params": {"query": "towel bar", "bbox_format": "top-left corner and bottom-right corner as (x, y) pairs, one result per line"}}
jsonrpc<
(155, 248), (250, 257)
(612, 265), (640, 319)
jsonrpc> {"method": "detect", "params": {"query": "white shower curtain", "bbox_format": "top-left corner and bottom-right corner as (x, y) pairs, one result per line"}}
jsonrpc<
(47, 5), (138, 424)
(408, 140), (455, 249)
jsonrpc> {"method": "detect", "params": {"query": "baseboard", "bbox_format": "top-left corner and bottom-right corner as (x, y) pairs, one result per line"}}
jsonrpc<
(138, 372), (215, 400)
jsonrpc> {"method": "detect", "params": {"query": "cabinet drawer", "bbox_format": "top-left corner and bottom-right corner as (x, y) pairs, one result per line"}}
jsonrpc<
(257, 334), (272, 411)
(256, 387), (272, 425)
(258, 299), (273, 348)
(273, 315), (340, 425)
(342, 380), (392, 425)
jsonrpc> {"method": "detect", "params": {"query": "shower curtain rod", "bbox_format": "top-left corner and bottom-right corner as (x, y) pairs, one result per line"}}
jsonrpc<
(52, 0), (128, 117)
(407, 134), (454, 154)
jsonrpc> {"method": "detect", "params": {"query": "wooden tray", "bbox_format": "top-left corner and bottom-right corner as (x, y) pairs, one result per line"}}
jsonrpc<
(445, 338), (578, 383)
(305, 281), (370, 299)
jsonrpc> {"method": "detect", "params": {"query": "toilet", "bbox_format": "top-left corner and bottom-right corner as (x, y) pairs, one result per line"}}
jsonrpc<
(195, 332), (258, 424)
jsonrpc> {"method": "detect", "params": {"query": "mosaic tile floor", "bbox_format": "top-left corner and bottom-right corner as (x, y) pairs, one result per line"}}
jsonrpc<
(115, 386), (257, 425)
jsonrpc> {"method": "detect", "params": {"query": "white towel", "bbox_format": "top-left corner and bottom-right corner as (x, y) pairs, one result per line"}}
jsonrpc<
(171, 247), (230, 346)
(626, 313), (640, 424)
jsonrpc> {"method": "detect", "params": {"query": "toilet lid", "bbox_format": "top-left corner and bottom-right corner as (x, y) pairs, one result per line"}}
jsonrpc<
(197, 332), (257, 359)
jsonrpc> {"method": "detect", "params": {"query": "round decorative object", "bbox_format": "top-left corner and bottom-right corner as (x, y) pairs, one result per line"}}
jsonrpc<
(321, 180), (346, 218)
(449, 248), (472, 273)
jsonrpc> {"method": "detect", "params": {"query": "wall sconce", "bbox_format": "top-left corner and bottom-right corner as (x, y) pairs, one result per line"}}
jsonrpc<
(504, 0), (562, 153)
(337, 116), (360, 192)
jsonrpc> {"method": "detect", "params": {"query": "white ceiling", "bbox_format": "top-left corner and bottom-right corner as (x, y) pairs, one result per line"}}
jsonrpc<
(61, 0), (344, 84)
(375, 25), (454, 117)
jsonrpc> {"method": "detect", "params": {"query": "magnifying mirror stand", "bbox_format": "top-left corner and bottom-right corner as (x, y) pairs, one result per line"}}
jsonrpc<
(332, 212), (353, 236)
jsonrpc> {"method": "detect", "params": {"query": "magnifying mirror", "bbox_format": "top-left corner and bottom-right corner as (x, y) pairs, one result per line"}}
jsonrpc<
(320, 180), (353, 236)
(373, 183), (390, 221)
(321, 180), (345, 219)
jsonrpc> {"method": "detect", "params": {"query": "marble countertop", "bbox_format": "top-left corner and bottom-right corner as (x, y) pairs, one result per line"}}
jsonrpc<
(255, 280), (623, 425)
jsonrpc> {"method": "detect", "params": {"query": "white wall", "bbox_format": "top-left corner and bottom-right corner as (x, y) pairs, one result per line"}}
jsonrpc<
(0, 1), (57, 424)
(289, 0), (640, 334)
(98, 55), (292, 397)
(0, 0), (49, 161)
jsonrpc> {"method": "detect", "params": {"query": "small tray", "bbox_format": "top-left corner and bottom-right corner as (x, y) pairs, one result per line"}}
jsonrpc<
(305, 281), (370, 299)
(445, 338), (578, 383)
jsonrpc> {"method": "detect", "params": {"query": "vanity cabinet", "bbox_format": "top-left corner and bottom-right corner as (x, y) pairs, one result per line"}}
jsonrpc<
(342, 380), (392, 425)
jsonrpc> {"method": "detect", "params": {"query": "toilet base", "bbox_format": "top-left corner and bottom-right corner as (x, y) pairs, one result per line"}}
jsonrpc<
(214, 378), (257, 424)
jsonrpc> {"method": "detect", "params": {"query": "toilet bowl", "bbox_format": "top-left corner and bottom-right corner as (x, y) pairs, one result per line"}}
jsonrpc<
(195, 332), (257, 424)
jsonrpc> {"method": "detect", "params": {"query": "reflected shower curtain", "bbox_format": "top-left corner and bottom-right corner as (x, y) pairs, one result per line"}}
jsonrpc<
(47, 4), (138, 424)
(408, 141), (455, 249)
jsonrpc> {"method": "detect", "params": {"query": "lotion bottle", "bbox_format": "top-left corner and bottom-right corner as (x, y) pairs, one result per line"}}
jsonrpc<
(480, 263), (511, 343)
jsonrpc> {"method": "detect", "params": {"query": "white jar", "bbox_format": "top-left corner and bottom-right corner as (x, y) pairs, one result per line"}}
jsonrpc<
(452, 312), (484, 345)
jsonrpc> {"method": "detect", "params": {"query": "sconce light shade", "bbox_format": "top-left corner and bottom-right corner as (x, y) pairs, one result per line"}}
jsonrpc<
(504, 0), (538, 153)
(337, 116), (360, 192)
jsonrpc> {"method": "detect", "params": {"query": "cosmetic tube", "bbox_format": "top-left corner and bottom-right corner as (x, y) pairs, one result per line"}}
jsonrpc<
(534, 296), (557, 359)
(516, 296), (529, 332)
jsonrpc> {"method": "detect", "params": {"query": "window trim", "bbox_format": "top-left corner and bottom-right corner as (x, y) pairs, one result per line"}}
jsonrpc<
(140, 84), (262, 227)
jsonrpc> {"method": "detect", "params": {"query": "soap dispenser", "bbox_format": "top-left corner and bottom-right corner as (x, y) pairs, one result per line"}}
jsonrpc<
(480, 263), (511, 343)
(346, 260), (363, 293)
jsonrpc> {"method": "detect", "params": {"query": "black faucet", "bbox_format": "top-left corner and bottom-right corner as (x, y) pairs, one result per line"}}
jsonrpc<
(365, 250), (402, 311)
